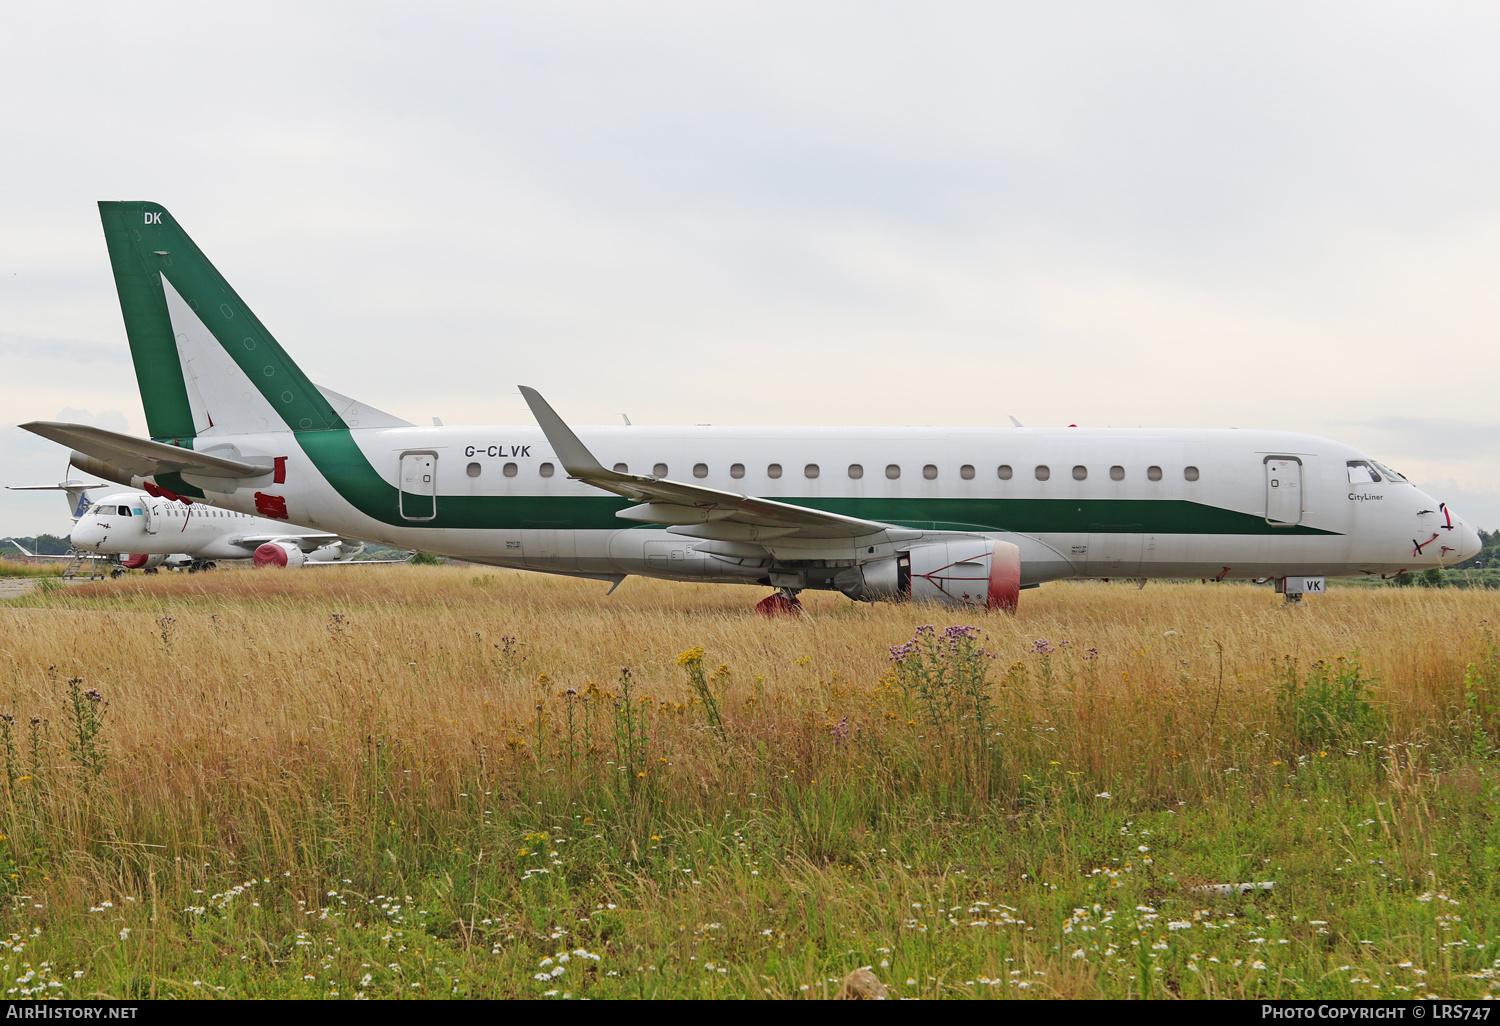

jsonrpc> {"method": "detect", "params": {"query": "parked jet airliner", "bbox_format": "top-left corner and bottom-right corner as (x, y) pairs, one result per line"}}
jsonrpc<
(69, 490), (373, 570)
(18, 202), (1484, 611)
(7, 480), (374, 571)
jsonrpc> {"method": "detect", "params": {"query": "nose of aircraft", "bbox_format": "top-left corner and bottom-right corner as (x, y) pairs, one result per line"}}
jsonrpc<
(71, 518), (103, 551)
(1443, 508), (1484, 565)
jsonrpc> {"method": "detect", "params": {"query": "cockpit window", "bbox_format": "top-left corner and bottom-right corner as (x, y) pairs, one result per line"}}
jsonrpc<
(1370, 460), (1409, 484)
(117, 505), (133, 516)
(1347, 460), (1381, 485)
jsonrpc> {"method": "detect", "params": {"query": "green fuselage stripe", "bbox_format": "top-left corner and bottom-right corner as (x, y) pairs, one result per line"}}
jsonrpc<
(297, 430), (1337, 536)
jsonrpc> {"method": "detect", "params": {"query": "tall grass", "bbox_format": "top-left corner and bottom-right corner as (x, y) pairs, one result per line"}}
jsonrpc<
(1, 567), (1498, 998)
(0, 560), (63, 579)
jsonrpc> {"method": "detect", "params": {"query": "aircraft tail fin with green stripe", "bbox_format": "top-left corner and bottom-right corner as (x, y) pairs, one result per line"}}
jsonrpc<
(98, 202), (404, 441)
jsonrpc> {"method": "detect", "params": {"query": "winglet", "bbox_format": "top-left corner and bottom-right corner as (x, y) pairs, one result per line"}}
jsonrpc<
(518, 387), (627, 481)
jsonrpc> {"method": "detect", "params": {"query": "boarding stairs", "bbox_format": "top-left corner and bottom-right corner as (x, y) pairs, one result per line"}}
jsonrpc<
(61, 548), (108, 580)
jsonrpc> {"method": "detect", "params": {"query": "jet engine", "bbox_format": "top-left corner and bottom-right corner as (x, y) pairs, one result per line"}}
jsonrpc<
(252, 541), (306, 568)
(909, 538), (1021, 611)
(836, 538), (1021, 611)
(118, 553), (167, 570)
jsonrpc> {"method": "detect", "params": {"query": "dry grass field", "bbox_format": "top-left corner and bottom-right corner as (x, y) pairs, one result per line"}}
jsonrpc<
(1, 565), (1498, 999)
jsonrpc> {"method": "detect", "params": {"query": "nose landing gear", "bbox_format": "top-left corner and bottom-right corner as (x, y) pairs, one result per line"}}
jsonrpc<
(755, 588), (803, 617)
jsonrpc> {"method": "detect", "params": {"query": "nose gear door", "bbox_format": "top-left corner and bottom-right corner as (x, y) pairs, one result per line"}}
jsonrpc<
(1265, 457), (1303, 526)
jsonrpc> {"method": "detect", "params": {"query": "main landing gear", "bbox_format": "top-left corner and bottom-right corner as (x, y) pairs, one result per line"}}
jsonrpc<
(186, 560), (217, 573)
(755, 588), (804, 617)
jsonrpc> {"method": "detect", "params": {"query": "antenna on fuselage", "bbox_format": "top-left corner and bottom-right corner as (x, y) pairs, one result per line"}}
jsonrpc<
(1008, 415), (1022, 428)
(620, 414), (632, 426)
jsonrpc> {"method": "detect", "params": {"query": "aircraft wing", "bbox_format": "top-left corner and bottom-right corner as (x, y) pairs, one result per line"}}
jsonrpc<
(19, 422), (272, 479)
(234, 533), (342, 551)
(520, 386), (896, 541)
(3, 539), (74, 561)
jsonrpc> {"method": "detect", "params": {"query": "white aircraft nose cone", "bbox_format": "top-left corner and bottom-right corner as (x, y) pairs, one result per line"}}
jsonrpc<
(1460, 522), (1483, 562)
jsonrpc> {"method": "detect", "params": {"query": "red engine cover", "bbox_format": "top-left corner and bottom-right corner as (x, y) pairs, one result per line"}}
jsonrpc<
(120, 553), (149, 569)
(253, 542), (288, 568)
(987, 540), (1021, 613)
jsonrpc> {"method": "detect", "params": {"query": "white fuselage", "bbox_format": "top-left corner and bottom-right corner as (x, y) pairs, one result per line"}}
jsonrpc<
(167, 424), (1482, 589)
(71, 491), (356, 564)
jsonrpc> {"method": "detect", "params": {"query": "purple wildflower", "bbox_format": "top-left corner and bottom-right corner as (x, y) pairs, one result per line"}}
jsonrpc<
(830, 716), (851, 747)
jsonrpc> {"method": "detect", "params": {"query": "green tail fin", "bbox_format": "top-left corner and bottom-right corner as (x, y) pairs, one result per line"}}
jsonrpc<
(97, 201), (345, 438)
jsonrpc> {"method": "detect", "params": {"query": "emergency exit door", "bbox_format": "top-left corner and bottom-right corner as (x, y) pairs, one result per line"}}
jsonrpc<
(1265, 457), (1303, 526)
(399, 451), (438, 521)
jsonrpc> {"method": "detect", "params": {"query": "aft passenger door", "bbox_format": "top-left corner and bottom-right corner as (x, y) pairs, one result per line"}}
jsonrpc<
(399, 451), (438, 521)
(1265, 457), (1303, 526)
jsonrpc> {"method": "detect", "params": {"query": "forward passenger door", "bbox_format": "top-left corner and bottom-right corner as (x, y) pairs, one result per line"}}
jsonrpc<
(1265, 457), (1303, 526)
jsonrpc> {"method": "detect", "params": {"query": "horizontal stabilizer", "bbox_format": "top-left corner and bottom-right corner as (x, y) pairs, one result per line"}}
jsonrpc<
(19, 422), (272, 480)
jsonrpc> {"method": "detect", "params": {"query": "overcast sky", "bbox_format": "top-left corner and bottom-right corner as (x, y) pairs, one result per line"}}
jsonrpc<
(4, 2), (1499, 536)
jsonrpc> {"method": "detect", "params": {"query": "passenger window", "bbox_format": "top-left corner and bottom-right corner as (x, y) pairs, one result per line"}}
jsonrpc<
(540, 463), (555, 478)
(997, 465), (1013, 480)
(923, 465), (938, 480)
(805, 464), (820, 479)
(1184, 466), (1200, 481)
(1072, 465), (1087, 481)
(653, 463), (668, 478)
(503, 462), (518, 477)
(767, 463), (783, 479)
(613, 463), (628, 474)
(848, 464), (864, 479)
(960, 465), (975, 480)
(885, 464), (901, 480)
(1110, 465), (1125, 481)
(1147, 466), (1163, 481)
(466, 462), (481, 478)
(1347, 460), (1380, 485)
(693, 463), (708, 479)
(1035, 465), (1050, 481)
(730, 463), (745, 479)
